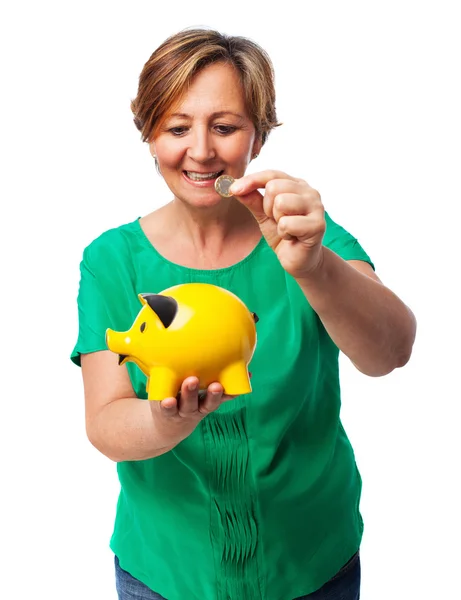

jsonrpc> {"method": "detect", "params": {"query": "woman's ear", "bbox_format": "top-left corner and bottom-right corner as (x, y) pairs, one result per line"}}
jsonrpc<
(148, 141), (161, 174)
(252, 136), (263, 160)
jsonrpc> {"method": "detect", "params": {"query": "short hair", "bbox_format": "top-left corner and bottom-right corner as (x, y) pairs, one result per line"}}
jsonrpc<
(131, 28), (281, 145)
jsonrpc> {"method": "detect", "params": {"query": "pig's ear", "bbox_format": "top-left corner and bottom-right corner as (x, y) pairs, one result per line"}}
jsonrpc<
(139, 293), (178, 328)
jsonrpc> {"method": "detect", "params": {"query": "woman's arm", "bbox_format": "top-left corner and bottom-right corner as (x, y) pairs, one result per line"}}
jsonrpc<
(81, 351), (234, 462)
(81, 351), (174, 461)
(229, 171), (417, 377)
(296, 250), (417, 376)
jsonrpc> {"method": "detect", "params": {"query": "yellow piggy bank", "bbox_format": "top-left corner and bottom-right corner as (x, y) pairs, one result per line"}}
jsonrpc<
(105, 283), (259, 401)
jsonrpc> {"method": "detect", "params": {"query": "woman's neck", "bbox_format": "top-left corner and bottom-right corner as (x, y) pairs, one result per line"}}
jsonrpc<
(169, 197), (257, 249)
(140, 197), (261, 270)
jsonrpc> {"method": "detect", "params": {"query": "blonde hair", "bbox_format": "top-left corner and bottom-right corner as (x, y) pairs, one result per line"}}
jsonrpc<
(131, 28), (281, 144)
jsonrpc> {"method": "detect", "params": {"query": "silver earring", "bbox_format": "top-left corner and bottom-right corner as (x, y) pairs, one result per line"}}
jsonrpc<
(252, 153), (259, 160)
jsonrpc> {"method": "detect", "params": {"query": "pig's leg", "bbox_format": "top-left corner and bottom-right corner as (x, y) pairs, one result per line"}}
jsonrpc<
(147, 367), (180, 401)
(219, 361), (252, 395)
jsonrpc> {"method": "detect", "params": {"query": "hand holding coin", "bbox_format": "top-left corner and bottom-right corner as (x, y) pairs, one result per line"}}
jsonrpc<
(227, 170), (326, 281)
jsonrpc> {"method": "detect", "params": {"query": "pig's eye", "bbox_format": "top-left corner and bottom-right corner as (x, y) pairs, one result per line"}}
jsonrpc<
(140, 322), (147, 333)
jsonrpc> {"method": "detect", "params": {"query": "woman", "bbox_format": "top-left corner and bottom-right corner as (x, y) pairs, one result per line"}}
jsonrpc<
(71, 28), (416, 600)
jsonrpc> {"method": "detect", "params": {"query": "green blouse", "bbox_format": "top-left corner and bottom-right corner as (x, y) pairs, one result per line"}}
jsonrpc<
(71, 212), (373, 600)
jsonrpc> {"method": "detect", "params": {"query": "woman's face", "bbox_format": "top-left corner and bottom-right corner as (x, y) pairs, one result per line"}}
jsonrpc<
(150, 61), (261, 208)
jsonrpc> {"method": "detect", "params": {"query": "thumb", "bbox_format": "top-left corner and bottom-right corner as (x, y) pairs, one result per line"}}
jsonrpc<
(229, 184), (266, 224)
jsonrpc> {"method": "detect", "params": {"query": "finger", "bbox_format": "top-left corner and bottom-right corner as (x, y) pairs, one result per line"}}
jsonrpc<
(231, 188), (268, 224)
(230, 174), (293, 222)
(233, 177), (309, 225)
(176, 377), (200, 416)
(277, 214), (326, 241)
(263, 180), (302, 221)
(229, 170), (299, 196)
(159, 396), (179, 417)
(273, 192), (310, 222)
(266, 179), (304, 198)
(208, 380), (241, 404)
(197, 381), (226, 415)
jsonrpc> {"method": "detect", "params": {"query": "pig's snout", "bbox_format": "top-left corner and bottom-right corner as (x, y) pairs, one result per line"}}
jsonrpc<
(106, 328), (132, 354)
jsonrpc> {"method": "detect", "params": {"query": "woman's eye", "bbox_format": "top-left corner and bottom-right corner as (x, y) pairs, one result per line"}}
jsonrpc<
(169, 127), (188, 136)
(215, 125), (237, 135)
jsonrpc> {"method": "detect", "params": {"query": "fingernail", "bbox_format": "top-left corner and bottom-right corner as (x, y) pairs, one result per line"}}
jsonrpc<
(189, 383), (198, 392)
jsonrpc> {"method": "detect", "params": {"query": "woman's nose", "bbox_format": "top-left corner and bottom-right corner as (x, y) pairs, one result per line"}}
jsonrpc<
(187, 130), (216, 162)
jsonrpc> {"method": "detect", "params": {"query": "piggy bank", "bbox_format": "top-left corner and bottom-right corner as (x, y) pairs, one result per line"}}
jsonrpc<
(105, 283), (259, 401)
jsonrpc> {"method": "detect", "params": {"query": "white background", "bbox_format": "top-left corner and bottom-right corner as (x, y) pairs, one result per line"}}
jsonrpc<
(1, 1), (460, 598)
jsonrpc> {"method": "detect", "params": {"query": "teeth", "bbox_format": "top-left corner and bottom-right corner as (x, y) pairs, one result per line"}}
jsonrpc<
(186, 171), (221, 181)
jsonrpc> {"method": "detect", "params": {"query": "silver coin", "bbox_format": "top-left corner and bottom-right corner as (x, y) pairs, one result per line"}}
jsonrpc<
(214, 174), (235, 198)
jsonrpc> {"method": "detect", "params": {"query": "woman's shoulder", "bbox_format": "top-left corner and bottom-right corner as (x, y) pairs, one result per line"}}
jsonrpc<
(82, 218), (142, 268)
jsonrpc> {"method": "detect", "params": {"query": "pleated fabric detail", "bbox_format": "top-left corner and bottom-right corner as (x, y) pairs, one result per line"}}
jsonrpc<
(203, 407), (263, 600)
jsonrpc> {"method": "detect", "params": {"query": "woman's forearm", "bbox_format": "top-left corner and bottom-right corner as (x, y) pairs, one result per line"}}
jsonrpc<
(86, 398), (176, 462)
(296, 247), (417, 376)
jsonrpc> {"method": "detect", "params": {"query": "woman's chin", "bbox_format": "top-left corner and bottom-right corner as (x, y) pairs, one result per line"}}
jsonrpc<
(176, 188), (229, 209)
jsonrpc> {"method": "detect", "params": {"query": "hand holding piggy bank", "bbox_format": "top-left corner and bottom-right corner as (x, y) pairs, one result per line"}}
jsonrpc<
(105, 283), (259, 401)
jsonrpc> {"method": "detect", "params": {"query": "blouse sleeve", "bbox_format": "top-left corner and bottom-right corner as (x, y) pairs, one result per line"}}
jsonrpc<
(323, 211), (375, 270)
(70, 248), (111, 366)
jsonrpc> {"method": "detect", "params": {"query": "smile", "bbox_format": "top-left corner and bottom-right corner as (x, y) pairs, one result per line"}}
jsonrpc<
(184, 170), (224, 182)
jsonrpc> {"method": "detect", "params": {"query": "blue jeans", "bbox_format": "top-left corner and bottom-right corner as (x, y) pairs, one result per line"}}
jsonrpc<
(115, 551), (360, 600)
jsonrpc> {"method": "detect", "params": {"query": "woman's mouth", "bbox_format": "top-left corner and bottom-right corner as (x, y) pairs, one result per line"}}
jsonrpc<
(183, 170), (224, 185)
